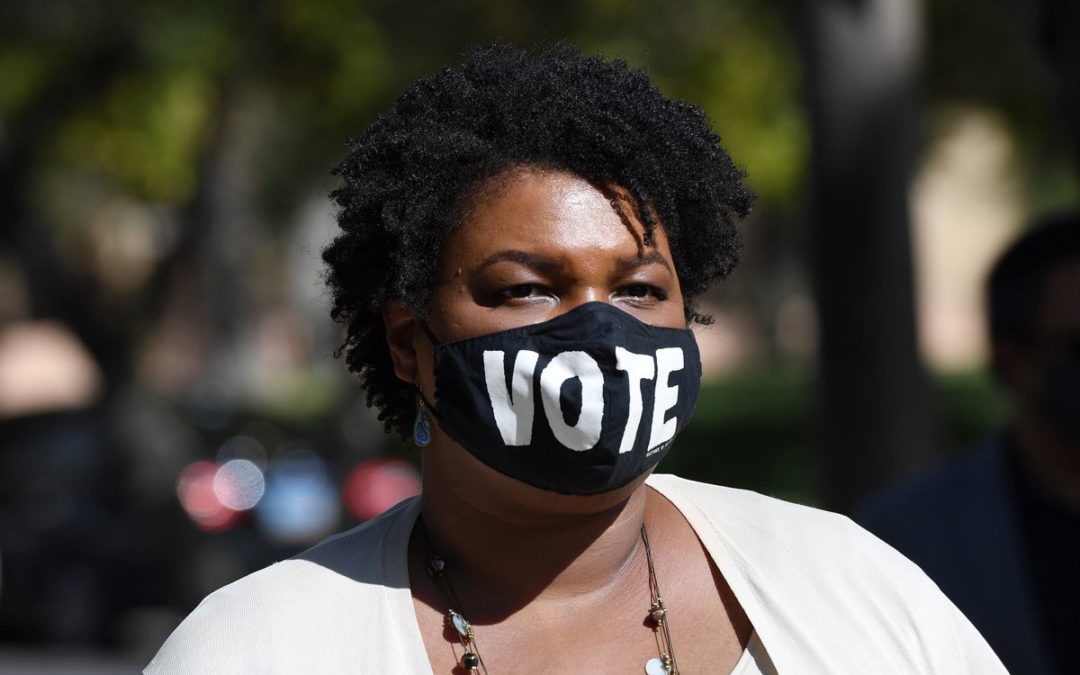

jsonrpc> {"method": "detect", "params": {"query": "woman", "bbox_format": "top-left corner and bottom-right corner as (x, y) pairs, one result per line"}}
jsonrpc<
(148, 44), (1005, 674)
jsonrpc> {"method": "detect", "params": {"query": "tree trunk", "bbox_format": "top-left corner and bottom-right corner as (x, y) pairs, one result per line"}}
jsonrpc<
(795, 0), (936, 512)
(1013, 0), (1080, 172)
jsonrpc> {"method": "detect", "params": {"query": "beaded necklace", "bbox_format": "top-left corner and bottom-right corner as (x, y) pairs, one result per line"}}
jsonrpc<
(422, 521), (680, 674)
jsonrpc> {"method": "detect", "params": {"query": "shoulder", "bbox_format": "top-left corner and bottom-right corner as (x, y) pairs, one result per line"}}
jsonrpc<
(649, 472), (874, 554)
(648, 473), (933, 593)
(144, 562), (281, 673)
(647, 474), (1006, 673)
(145, 497), (418, 674)
(855, 440), (1010, 572)
(858, 440), (1003, 531)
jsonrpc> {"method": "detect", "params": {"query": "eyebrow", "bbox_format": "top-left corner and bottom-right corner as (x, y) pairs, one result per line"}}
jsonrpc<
(474, 249), (673, 275)
(615, 250), (672, 274)
(474, 250), (564, 273)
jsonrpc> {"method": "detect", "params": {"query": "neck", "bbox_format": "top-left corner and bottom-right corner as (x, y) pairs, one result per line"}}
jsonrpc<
(414, 461), (651, 620)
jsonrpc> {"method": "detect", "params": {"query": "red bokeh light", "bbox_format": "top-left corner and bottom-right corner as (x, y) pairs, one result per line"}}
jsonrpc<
(343, 458), (422, 522)
(177, 460), (241, 532)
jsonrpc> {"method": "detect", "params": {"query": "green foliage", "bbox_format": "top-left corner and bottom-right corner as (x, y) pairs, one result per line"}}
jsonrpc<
(662, 367), (1008, 507)
(572, 0), (807, 207)
(0, 41), (64, 117)
(691, 36), (807, 210)
(924, 0), (1079, 211)
(52, 68), (216, 201)
(5, 0), (1073, 226)
(135, 3), (241, 74)
(277, 0), (390, 115)
(925, 0), (1050, 147)
(661, 367), (815, 505)
(0, 0), (821, 226)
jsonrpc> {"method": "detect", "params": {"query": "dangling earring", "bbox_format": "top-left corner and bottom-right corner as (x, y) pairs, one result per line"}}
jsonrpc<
(413, 397), (432, 447)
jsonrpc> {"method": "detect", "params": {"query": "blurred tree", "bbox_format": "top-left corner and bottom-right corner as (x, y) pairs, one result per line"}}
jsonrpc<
(0, 5), (135, 388)
(1013, 0), (1080, 172)
(0, 0), (804, 398)
(794, 0), (936, 512)
(924, 0), (1075, 211)
(0, 0), (1073, 515)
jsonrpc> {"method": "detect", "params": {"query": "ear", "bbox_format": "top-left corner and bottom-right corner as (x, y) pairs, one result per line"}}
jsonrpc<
(384, 301), (419, 384)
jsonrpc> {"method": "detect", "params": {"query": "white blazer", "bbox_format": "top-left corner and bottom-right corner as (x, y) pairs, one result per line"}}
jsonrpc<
(147, 474), (1006, 674)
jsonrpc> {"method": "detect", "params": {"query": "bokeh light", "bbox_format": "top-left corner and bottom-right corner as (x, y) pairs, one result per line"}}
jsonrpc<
(176, 460), (240, 532)
(343, 458), (421, 522)
(213, 458), (266, 511)
(254, 450), (339, 545)
(216, 435), (268, 469)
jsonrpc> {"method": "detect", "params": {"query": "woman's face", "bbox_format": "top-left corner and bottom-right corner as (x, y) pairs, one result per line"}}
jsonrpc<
(426, 168), (686, 342)
(387, 167), (687, 506)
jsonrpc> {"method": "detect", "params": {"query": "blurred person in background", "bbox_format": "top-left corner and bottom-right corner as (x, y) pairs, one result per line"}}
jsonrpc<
(0, 289), (111, 645)
(146, 43), (1004, 674)
(860, 213), (1080, 675)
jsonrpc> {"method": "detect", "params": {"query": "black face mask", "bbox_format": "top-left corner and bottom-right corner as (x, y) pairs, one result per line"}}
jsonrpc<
(421, 302), (702, 496)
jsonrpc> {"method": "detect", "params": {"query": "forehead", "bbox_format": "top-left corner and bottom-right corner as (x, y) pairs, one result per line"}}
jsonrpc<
(444, 169), (665, 266)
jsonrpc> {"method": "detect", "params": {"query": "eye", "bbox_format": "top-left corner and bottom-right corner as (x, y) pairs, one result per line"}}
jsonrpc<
(496, 284), (549, 302)
(618, 284), (668, 301)
(623, 284), (654, 298)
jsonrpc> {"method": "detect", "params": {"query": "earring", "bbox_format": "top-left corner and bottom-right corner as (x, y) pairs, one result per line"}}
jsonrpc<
(413, 397), (431, 447)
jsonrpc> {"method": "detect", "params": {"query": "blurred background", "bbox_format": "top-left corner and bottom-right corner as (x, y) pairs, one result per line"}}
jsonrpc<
(1, 0), (1077, 670)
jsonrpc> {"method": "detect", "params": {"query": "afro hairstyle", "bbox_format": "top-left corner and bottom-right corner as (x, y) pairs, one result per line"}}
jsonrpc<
(323, 42), (754, 437)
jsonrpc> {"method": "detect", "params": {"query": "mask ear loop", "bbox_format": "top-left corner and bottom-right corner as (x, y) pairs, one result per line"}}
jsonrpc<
(417, 317), (442, 347)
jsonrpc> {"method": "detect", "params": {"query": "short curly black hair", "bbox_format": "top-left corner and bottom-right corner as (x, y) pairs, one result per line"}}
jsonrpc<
(323, 43), (754, 437)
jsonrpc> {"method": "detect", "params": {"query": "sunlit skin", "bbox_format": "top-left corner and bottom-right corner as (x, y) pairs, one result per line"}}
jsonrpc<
(384, 168), (751, 673)
(999, 262), (1080, 509)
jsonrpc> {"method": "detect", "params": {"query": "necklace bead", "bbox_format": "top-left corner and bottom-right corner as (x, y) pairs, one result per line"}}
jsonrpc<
(449, 610), (473, 640)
